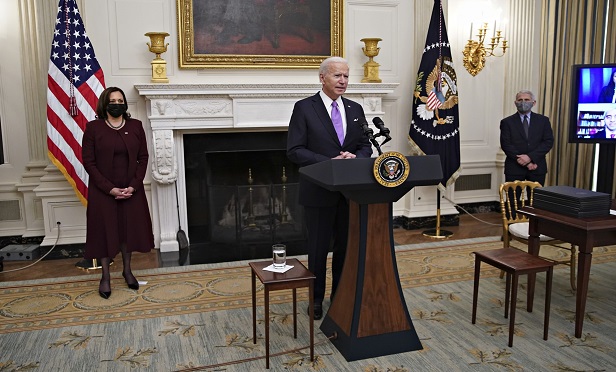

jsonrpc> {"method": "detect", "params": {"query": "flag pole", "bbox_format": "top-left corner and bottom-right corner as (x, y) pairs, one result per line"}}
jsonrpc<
(422, 188), (453, 238)
(48, 0), (106, 271)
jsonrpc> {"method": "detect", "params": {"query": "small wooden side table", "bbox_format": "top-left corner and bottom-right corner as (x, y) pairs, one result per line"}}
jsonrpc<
(249, 258), (315, 369)
(472, 248), (554, 347)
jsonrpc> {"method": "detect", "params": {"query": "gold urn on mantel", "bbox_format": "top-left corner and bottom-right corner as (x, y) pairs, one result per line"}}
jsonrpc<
(145, 32), (170, 83)
(360, 38), (382, 83)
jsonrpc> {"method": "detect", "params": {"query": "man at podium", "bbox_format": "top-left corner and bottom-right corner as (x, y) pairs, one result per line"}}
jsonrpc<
(287, 56), (373, 320)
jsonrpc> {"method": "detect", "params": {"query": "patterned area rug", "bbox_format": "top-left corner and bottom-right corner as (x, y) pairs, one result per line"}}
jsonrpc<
(0, 237), (508, 334)
(1, 237), (616, 371)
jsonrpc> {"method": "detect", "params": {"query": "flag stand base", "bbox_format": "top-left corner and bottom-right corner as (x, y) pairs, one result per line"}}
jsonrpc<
(75, 258), (113, 271)
(422, 228), (453, 239)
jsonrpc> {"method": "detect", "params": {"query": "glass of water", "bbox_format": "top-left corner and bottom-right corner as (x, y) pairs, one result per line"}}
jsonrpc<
(272, 244), (286, 268)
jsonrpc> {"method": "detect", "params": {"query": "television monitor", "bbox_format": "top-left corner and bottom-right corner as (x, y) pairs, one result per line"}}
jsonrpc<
(569, 63), (616, 143)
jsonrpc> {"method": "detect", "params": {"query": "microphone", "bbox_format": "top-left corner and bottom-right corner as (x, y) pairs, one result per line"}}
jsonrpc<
(372, 117), (391, 141)
(359, 117), (382, 155)
(358, 117), (375, 140)
(372, 117), (386, 131)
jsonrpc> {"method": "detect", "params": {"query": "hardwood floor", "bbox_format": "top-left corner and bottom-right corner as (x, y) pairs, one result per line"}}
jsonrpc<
(392, 211), (502, 246)
(0, 211), (502, 283)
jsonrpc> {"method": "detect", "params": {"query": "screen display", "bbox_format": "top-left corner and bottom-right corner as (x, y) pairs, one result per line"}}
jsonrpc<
(569, 64), (616, 143)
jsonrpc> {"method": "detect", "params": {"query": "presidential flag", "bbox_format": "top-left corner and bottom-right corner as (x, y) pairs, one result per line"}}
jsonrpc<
(409, 0), (460, 189)
(47, 0), (105, 205)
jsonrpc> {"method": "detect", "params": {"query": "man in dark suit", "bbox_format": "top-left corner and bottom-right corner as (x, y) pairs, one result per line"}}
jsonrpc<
(591, 108), (616, 139)
(287, 56), (373, 320)
(500, 90), (554, 186)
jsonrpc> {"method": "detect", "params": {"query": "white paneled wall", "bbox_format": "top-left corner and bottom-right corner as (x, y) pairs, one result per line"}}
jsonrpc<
(0, 0), (542, 245)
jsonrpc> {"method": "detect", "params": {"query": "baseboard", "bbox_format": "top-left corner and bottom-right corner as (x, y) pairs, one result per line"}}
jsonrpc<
(393, 201), (499, 231)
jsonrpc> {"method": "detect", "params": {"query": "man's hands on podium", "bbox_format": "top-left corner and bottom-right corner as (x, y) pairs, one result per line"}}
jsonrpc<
(333, 151), (356, 159)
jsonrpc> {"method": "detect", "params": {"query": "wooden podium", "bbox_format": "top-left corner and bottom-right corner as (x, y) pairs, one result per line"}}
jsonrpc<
(299, 155), (443, 361)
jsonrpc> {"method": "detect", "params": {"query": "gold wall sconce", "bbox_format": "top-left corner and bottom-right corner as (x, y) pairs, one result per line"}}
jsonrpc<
(462, 22), (508, 76)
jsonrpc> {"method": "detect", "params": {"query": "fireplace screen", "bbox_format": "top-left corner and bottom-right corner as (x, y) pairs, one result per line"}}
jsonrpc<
(210, 183), (302, 244)
(184, 132), (305, 264)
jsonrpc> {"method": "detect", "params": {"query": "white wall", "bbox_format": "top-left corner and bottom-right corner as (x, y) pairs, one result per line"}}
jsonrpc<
(0, 0), (33, 235)
(0, 0), (541, 243)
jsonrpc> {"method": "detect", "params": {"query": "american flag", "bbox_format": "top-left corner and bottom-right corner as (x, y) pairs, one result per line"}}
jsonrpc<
(47, 0), (105, 205)
(426, 87), (445, 110)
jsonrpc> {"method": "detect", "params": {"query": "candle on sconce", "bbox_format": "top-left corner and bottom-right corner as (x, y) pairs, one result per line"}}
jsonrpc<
(462, 16), (508, 76)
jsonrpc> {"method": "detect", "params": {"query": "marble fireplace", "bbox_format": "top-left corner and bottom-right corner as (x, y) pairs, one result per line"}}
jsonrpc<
(135, 83), (397, 259)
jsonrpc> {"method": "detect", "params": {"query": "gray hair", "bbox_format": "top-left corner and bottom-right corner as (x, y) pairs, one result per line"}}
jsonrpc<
(516, 90), (536, 101)
(319, 56), (348, 76)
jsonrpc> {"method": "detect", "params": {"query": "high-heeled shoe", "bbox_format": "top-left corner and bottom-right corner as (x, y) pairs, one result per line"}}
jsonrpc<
(122, 272), (139, 290)
(99, 280), (111, 299)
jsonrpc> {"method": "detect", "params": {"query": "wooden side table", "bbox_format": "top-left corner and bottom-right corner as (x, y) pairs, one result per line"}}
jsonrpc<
(249, 258), (315, 369)
(472, 248), (554, 347)
(518, 205), (616, 337)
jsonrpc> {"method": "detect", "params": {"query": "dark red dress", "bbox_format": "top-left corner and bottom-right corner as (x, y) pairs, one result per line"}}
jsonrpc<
(82, 118), (154, 260)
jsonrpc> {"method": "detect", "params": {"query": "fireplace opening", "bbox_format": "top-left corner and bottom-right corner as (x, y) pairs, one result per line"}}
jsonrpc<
(184, 132), (306, 264)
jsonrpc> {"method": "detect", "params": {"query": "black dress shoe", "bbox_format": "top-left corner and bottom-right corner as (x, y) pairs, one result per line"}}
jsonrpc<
(307, 302), (323, 320)
(122, 272), (139, 290)
(99, 290), (111, 299)
(99, 279), (111, 299)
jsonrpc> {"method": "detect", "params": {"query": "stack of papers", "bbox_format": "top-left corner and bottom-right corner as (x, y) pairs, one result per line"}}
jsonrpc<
(534, 186), (611, 218)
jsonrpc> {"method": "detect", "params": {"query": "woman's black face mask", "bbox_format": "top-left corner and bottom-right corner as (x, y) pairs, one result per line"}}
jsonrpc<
(106, 104), (127, 118)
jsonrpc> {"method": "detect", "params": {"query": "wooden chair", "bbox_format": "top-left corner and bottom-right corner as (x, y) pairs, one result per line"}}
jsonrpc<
(499, 180), (577, 290)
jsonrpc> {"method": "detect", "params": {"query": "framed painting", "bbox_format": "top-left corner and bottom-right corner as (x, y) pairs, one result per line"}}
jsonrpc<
(177, 0), (343, 69)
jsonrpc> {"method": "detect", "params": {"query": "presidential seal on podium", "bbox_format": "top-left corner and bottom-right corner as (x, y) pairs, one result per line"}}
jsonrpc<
(373, 151), (410, 187)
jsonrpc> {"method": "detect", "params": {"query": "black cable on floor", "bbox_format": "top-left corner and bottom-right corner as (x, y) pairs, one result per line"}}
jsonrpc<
(443, 195), (502, 227)
(0, 222), (61, 274)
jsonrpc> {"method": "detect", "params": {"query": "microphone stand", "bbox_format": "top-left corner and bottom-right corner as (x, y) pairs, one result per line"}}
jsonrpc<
(361, 122), (392, 156)
(359, 120), (383, 155)
(372, 129), (391, 155)
(370, 136), (383, 156)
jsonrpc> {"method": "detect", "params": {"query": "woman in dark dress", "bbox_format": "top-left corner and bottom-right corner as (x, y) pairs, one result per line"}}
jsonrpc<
(82, 87), (154, 299)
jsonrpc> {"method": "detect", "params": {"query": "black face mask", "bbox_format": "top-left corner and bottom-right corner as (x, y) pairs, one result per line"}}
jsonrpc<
(107, 104), (127, 118)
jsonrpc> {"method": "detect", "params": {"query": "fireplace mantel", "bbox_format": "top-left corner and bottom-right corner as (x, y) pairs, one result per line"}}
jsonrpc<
(135, 83), (398, 252)
(135, 83), (398, 95)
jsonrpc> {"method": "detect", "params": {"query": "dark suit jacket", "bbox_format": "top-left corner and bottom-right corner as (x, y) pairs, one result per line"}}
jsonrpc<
(287, 92), (373, 207)
(500, 112), (554, 178)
